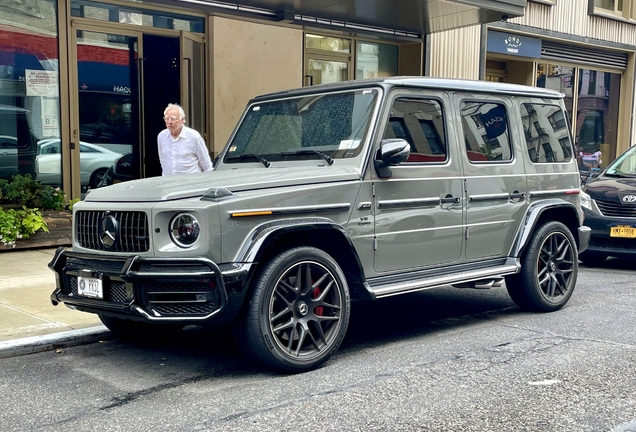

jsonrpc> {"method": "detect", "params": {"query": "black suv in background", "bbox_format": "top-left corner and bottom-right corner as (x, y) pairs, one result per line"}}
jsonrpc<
(580, 145), (636, 265)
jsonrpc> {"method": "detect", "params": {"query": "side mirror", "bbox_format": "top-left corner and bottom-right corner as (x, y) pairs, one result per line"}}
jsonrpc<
(374, 139), (410, 179)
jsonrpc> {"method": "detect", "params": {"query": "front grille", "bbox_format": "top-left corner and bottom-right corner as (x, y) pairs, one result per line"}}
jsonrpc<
(76, 210), (149, 252)
(596, 200), (636, 218)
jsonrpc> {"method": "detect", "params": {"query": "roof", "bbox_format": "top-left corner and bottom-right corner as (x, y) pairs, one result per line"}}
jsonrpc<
(252, 76), (564, 102)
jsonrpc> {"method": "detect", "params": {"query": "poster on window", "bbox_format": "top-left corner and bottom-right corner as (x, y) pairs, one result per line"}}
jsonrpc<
(26, 70), (59, 97)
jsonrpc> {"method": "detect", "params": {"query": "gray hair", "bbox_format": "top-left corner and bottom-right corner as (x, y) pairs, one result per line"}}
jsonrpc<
(164, 103), (186, 120)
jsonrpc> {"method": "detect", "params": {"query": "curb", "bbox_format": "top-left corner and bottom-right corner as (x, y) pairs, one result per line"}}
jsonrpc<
(0, 326), (114, 359)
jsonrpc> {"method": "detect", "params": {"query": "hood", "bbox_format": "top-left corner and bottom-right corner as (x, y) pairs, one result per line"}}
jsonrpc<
(85, 165), (362, 202)
(584, 174), (636, 204)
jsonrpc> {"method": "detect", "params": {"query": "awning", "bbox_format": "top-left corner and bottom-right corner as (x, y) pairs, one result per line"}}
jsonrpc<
(0, 51), (43, 81)
(152, 0), (526, 36)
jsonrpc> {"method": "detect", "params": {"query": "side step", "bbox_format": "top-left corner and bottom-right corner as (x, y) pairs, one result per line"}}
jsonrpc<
(365, 262), (518, 299)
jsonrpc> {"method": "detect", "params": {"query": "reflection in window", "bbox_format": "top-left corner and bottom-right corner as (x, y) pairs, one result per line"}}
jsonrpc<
(522, 104), (572, 163)
(305, 35), (351, 53)
(577, 69), (620, 167)
(461, 101), (511, 162)
(383, 98), (446, 163)
(307, 59), (348, 85)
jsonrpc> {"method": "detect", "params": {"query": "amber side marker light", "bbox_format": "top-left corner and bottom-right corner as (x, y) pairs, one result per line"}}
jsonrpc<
(230, 211), (273, 218)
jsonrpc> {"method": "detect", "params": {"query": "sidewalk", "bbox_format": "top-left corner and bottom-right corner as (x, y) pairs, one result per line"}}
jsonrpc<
(0, 247), (109, 358)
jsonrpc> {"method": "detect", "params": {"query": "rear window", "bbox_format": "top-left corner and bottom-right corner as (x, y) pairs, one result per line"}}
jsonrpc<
(522, 103), (572, 163)
(460, 101), (512, 162)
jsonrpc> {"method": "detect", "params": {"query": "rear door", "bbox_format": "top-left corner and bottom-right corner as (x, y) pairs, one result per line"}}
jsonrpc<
(455, 94), (528, 259)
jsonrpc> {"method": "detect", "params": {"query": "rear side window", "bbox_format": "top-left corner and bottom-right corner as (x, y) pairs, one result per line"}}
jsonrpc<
(460, 101), (512, 162)
(383, 98), (447, 163)
(522, 103), (572, 163)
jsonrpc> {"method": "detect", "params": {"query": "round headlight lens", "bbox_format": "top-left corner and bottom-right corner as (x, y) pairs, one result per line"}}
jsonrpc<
(169, 213), (200, 248)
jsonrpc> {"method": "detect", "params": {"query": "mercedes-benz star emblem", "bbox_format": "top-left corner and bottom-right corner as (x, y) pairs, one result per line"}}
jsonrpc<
(99, 214), (119, 249)
(622, 195), (636, 203)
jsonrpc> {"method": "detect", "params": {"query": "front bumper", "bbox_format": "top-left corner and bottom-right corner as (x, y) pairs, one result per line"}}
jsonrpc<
(48, 247), (247, 324)
(581, 208), (636, 258)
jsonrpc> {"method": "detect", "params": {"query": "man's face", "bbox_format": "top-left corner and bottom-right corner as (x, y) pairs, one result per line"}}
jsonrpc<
(164, 108), (184, 135)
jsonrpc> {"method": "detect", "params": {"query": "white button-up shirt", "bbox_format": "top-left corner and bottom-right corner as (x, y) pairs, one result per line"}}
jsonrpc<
(157, 125), (213, 175)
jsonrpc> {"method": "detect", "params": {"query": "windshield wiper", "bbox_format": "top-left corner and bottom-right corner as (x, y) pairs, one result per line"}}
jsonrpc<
(227, 153), (270, 168)
(282, 149), (334, 165)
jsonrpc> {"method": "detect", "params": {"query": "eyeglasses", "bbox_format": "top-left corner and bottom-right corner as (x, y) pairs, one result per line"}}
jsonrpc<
(163, 116), (181, 122)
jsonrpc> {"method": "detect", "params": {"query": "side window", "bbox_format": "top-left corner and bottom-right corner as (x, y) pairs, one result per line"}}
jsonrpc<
(460, 101), (512, 162)
(383, 98), (447, 163)
(522, 103), (572, 163)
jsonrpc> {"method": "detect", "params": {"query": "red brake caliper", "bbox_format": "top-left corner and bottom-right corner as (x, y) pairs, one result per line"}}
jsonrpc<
(313, 287), (323, 316)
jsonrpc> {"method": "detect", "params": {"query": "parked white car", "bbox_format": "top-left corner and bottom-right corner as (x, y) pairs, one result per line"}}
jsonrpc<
(36, 139), (122, 188)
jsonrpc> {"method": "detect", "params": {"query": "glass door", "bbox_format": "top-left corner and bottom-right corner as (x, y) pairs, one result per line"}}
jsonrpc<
(180, 32), (206, 139)
(70, 25), (143, 194)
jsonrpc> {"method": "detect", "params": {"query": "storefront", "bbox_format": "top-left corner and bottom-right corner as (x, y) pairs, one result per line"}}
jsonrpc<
(484, 27), (630, 172)
(2, 0), (526, 199)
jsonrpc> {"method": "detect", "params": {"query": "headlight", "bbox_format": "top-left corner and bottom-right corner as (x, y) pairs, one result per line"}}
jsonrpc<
(580, 190), (593, 211)
(169, 213), (200, 248)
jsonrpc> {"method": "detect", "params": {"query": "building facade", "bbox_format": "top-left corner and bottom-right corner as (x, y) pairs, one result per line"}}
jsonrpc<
(0, 0), (633, 199)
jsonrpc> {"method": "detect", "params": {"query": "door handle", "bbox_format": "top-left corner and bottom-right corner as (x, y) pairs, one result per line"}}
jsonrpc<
(440, 195), (460, 204)
(509, 191), (526, 200)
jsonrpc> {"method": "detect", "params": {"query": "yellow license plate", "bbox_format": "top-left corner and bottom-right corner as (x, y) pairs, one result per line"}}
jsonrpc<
(610, 226), (636, 238)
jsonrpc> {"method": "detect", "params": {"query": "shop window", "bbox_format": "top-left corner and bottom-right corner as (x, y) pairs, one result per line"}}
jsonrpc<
(304, 34), (399, 86)
(522, 104), (572, 163)
(460, 101), (511, 162)
(70, 0), (204, 33)
(576, 69), (620, 168)
(0, 0), (60, 184)
(590, 0), (636, 20)
(536, 64), (574, 125)
(383, 98), (447, 163)
(356, 42), (398, 79)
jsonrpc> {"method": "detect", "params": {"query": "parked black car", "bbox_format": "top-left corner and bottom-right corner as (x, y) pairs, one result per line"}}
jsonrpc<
(580, 144), (636, 265)
(97, 152), (137, 187)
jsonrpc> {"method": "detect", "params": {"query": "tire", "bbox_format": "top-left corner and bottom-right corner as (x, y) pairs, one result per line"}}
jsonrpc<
(99, 315), (184, 341)
(89, 168), (108, 189)
(505, 221), (578, 312)
(233, 246), (351, 373)
(579, 253), (607, 267)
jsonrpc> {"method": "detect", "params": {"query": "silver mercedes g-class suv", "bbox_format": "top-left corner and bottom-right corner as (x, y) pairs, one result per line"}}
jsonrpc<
(49, 77), (590, 372)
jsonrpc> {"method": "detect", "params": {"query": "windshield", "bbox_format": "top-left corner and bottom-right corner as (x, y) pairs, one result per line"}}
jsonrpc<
(224, 88), (380, 164)
(605, 145), (636, 177)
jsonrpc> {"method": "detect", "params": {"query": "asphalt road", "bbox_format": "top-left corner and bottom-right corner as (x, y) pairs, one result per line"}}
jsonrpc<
(2, 260), (636, 432)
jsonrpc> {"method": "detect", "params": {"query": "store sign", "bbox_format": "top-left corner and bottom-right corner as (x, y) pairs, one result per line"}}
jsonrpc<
(487, 30), (541, 59)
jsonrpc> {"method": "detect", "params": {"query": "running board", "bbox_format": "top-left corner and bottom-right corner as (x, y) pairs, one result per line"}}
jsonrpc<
(366, 263), (519, 299)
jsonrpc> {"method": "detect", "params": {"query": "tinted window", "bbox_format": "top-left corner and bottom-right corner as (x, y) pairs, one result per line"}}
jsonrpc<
(522, 103), (572, 163)
(383, 98), (447, 163)
(461, 101), (511, 162)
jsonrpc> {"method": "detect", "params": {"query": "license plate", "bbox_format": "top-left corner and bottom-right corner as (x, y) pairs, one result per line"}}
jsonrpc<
(77, 276), (103, 299)
(610, 225), (636, 238)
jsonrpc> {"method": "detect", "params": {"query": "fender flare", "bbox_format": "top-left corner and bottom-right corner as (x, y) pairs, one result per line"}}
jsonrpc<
(510, 199), (581, 258)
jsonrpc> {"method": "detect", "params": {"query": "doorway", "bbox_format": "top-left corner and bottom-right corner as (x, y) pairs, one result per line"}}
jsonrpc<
(70, 24), (205, 192)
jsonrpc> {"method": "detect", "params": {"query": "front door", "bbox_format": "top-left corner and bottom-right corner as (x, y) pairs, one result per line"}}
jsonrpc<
(373, 91), (464, 273)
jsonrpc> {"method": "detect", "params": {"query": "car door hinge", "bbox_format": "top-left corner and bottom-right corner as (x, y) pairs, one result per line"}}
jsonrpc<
(374, 237), (378, 250)
(465, 227), (469, 239)
(372, 183), (375, 197)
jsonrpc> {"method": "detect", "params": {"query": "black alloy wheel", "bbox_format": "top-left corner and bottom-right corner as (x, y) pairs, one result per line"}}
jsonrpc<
(506, 221), (578, 312)
(234, 246), (350, 373)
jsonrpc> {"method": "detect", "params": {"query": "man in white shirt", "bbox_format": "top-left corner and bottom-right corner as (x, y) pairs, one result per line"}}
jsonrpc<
(157, 103), (213, 175)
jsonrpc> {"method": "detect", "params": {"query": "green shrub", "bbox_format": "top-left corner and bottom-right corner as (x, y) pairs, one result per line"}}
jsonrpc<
(0, 174), (73, 211)
(0, 207), (49, 248)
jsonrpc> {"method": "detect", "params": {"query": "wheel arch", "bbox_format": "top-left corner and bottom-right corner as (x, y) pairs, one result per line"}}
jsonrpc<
(235, 219), (372, 302)
(511, 200), (581, 258)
